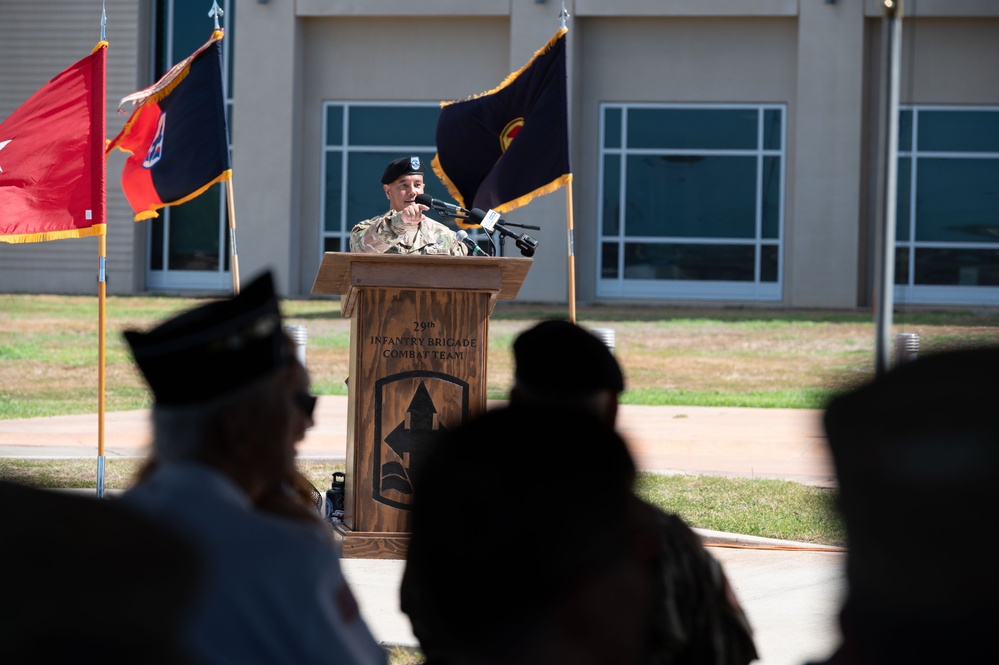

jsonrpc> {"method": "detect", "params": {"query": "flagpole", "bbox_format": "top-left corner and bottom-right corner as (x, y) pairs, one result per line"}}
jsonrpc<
(560, 3), (575, 323)
(208, 2), (239, 295)
(96, 6), (108, 498)
(97, 237), (107, 497)
(874, 0), (903, 377)
(566, 183), (577, 324)
(227, 177), (240, 295)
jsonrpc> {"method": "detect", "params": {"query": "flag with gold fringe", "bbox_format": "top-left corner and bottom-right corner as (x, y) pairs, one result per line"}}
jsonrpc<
(106, 30), (231, 222)
(0, 42), (108, 244)
(432, 27), (572, 220)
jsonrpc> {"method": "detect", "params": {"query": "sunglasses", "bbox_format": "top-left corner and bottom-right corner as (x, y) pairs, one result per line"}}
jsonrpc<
(293, 391), (317, 419)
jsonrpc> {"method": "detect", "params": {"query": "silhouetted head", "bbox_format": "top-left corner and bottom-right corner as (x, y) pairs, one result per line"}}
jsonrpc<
(511, 319), (624, 425)
(402, 404), (649, 664)
(824, 345), (999, 618)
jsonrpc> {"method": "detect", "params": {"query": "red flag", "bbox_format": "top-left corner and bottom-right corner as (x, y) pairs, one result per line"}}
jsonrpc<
(106, 31), (231, 222)
(0, 43), (107, 244)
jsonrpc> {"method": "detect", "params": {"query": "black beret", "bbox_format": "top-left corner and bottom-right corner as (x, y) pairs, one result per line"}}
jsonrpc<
(513, 319), (625, 397)
(381, 156), (426, 184)
(124, 271), (291, 406)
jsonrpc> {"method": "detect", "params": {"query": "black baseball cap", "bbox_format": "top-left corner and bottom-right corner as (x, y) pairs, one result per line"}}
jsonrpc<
(381, 156), (426, 184)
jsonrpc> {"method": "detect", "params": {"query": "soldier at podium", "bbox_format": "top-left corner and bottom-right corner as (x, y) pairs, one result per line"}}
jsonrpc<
(349, 156), (469, 256)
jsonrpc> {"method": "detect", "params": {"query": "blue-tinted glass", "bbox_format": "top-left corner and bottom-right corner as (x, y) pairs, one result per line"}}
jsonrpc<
(604, 107), (622, 149)
(623, 243), (756, 282)
(898, 109), (913, 152)
(625, 155), (757, 238)
(324, 237), (342, 253)
(763, 109), (781, 150)
(914, 248), (999, 286)
(348, 106), (439, 146)
(167, 186), (221, 271)
(760, 244), (779, 282)
(601, 243), (619, 279)
(761, 156), (780, 239)
(326, 106), (344, 146)
(602, 154), (621, 235)
(915, 158), (999, 242)
(918, 110), (999, 153)
(627, 108), (758, 150)
(894, 247), (909, 285)
(345, 151), (440, 225)
(325, 152), (343, 232)
(166, 0), (217, 70)
(895, 157), (911, 241)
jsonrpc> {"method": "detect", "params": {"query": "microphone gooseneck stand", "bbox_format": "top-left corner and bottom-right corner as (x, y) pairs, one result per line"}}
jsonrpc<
(428, 200), (541, 258)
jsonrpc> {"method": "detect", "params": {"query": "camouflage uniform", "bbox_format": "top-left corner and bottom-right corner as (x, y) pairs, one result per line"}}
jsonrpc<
(350, 210), (468, 256)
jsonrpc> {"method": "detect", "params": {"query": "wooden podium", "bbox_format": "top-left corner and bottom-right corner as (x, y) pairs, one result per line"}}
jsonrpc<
(312, 252), (532, 558)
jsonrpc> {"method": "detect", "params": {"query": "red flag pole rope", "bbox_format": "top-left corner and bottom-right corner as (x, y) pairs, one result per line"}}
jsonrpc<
(227, 177), (240, 295)
(566, 181), (576, 324)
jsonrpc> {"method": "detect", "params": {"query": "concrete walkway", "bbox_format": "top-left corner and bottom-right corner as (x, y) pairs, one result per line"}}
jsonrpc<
(0, 396), (837, 487)
(0, 399), (845, 665)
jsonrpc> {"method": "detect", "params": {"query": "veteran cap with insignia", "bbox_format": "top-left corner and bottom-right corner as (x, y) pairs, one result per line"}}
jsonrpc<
(381, 155), (426, 184)
(124, 271), (292, 406)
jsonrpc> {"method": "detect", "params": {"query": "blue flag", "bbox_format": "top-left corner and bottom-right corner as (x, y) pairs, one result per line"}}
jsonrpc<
(433, 28), (572, 221)
(106, 31), (231, 221)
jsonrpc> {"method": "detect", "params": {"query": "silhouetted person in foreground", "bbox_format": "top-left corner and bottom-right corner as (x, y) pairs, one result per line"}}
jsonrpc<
(0, 480), (201, 663)
(509, 319), (758, 665)
(120, 271), (386, 665)
(810, 345), (999, 665)
(402, 405), (654, 665)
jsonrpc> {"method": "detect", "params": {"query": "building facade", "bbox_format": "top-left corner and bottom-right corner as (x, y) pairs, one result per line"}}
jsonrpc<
(2, 0), (998, 309)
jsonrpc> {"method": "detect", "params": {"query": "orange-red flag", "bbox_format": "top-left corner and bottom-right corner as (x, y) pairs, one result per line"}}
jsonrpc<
(106, 31), (231, 222)
(0, 43), (107, 243)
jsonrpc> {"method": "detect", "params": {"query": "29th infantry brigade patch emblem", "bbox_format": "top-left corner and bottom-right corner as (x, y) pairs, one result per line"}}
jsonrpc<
(372, 371), (469, 510)
(500, 117), (524, 152)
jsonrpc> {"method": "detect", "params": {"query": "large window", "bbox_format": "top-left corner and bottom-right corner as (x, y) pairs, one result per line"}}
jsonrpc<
(894, 106), (999, 306)
(598, 104), (785, 301)
(321, 103), (467, 257)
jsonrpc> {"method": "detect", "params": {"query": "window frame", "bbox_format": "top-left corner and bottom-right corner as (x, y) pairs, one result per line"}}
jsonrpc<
(894, 105), (999, 306)
(319, 101), (445, 263)
(596, 102), (786, 302)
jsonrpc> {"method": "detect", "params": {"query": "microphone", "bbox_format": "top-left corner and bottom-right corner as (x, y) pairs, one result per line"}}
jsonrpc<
(455, 230), (488, 256)
(469, 208), (540, 258)
(414, 193), (467, 215)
